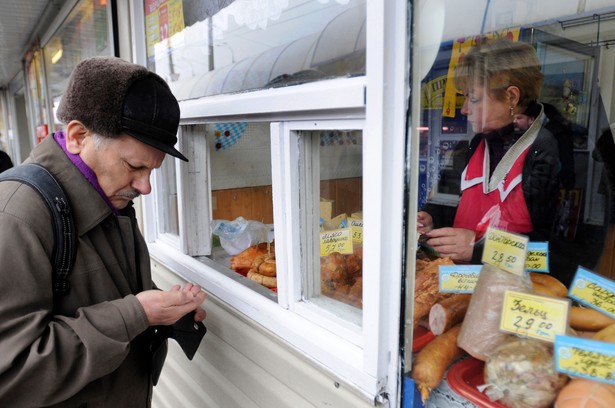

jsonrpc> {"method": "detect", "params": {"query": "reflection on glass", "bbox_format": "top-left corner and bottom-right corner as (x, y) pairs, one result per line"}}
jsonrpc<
(26, 50), (51, 143)
(406, 0), (615, 383)
(44, 0), (112, 131)
(205, 122), (275, 293)
(0, 99), (7, 152)
(143, 0), (366, 100)
(157, 157), (179, 235)
(305, 129), (363, 315)
(415, 26), (615, 286)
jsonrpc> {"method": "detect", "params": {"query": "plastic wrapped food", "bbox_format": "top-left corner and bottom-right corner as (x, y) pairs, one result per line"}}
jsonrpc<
(482, 337), (568, 408)
(457, 264), (532, 361)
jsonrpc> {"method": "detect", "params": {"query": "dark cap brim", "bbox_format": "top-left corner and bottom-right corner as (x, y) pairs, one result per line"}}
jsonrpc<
(124, 128), (189, 162)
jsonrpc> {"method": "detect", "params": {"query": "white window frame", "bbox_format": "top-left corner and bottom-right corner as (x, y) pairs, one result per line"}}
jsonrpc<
(133, 0), (408, 402)
(271, 119), (365, 343)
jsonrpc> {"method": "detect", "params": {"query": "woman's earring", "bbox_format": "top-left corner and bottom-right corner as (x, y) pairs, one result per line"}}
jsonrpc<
(510, 106), (515, 117)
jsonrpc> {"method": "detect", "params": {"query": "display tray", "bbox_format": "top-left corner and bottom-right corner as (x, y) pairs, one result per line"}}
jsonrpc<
(447, 357), (506, 408)
(412, 326), (436, 353)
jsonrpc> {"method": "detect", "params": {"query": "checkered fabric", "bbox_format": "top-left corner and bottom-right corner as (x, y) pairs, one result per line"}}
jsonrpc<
(214, 122), (248, 150)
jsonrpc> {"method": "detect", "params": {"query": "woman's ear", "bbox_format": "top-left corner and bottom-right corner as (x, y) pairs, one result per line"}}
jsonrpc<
(65, 120), (89, 155)
(507, 86), (521, 107)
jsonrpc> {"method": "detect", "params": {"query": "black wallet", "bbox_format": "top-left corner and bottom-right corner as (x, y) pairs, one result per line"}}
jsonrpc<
(170, 311), (207, 360)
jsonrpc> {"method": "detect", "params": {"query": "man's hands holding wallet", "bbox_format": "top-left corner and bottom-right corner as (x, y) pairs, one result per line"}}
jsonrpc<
(138, 283), (208, 360)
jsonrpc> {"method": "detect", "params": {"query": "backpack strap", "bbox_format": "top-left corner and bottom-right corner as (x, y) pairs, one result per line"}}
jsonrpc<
(0, 163), (76, 295)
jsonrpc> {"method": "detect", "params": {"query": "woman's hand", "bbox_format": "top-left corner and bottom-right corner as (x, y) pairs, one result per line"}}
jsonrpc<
(424, 227), (476, 262)
(417, 211), (434, 235)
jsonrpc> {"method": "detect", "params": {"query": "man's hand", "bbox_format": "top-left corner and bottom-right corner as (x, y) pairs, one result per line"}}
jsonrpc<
(425, 227), (476, 262)
(136, 283), (207, 326)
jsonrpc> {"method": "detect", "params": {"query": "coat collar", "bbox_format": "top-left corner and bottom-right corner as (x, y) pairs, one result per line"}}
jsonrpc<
(27, 135), (116, 236)
(487, 107), (545, 191)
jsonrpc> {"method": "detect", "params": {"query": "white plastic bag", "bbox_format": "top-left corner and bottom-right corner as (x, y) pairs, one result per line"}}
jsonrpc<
(211, 217), (271, 255)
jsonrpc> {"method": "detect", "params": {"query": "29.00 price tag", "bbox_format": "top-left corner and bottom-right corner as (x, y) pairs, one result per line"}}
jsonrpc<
(500, 290), (570, 342)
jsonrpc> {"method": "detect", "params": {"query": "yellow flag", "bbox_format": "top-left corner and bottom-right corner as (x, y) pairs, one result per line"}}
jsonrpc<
(442, 28), (521, 118)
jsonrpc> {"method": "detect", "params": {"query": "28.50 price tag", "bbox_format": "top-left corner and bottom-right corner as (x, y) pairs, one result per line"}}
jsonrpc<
(500, 290), (570, 342)
(482, 227), (529, 276)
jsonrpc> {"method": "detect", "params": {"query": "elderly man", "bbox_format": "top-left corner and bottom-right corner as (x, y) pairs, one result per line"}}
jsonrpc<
(0, 57), (206, 407)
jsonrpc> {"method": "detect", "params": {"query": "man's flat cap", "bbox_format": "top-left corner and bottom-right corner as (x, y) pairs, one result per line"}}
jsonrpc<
(57, 56), (187, 161)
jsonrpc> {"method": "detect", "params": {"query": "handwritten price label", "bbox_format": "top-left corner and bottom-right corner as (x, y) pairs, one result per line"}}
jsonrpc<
(500, 291), (570, 342)
(482, 227), (528, 276)
(555, 335), (615, 384)
(349, 218), (363, 243)
(525, 242), (549, 272)
(320, 228), (353, 257)
(569, 267), (615, 319)
(439, 265), (481, 293)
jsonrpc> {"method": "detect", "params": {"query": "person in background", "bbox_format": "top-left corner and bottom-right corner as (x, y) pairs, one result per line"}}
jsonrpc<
(0, 57), (206, 407)
(515, 101), (576, 190)
(513, 102), (539, 134)
(417, 39), (560, 265)
(0, 149), (13, 173)
(542, 101), (576, 190)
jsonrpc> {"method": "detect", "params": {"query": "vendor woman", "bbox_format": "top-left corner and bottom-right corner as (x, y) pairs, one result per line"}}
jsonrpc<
(417, 39), (560, 265)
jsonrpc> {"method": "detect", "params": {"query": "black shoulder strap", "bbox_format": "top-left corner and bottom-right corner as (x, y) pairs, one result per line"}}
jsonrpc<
(0, 163), (76, 295)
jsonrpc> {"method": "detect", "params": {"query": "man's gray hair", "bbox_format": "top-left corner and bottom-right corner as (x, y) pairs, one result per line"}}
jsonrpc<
(91, 132), (112, 150)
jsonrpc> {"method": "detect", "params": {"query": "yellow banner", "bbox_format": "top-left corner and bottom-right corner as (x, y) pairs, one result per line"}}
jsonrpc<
(145, 0), (185, 59)
(442, 28), (521, 118)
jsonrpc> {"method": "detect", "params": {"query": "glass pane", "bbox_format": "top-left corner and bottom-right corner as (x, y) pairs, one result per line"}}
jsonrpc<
(206, 122), (276, 294)
(143, 0), (366, 100)
(43, 0), (112, 132)
(156, 157), (179, 235)
(25, 50), (51, 143)
(408, 0), (615, 383)
(0, 98), (8, 153)
(304, 129), (363, 323)
(415, 17), (614, 285)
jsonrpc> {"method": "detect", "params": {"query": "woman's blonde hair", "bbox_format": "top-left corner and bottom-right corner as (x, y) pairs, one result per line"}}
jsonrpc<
(453, 39), (544, 110)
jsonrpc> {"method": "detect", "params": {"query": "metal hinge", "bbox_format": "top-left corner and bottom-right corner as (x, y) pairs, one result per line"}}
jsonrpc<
(375, 389), (390, 407)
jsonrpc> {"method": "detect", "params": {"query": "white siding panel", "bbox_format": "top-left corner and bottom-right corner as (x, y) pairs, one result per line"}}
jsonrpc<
(151, 262), (374, 408)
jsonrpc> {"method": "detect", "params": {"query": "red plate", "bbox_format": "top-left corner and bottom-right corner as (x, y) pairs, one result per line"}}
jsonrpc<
(412, 326), (436, 353)
(447, 357), (506, 408)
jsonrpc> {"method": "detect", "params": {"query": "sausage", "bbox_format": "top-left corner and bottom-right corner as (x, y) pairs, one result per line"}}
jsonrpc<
(428, 294), (471, 335)
(411, 324), (464, 403)
(570, 306), (615, 331)
(412, 257), (455, 328)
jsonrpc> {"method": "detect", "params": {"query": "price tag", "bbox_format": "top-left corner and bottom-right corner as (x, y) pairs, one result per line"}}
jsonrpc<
(500, 290), (570, 342)
(569, 267), (615, 319)
(349, 218), (363, 243)
(525, 242), (549, 272)
(482, 227), (529, 276)
(320, 228), (353, 257)
(555, 335), (615, 384)
(439, 265), (481, 293)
